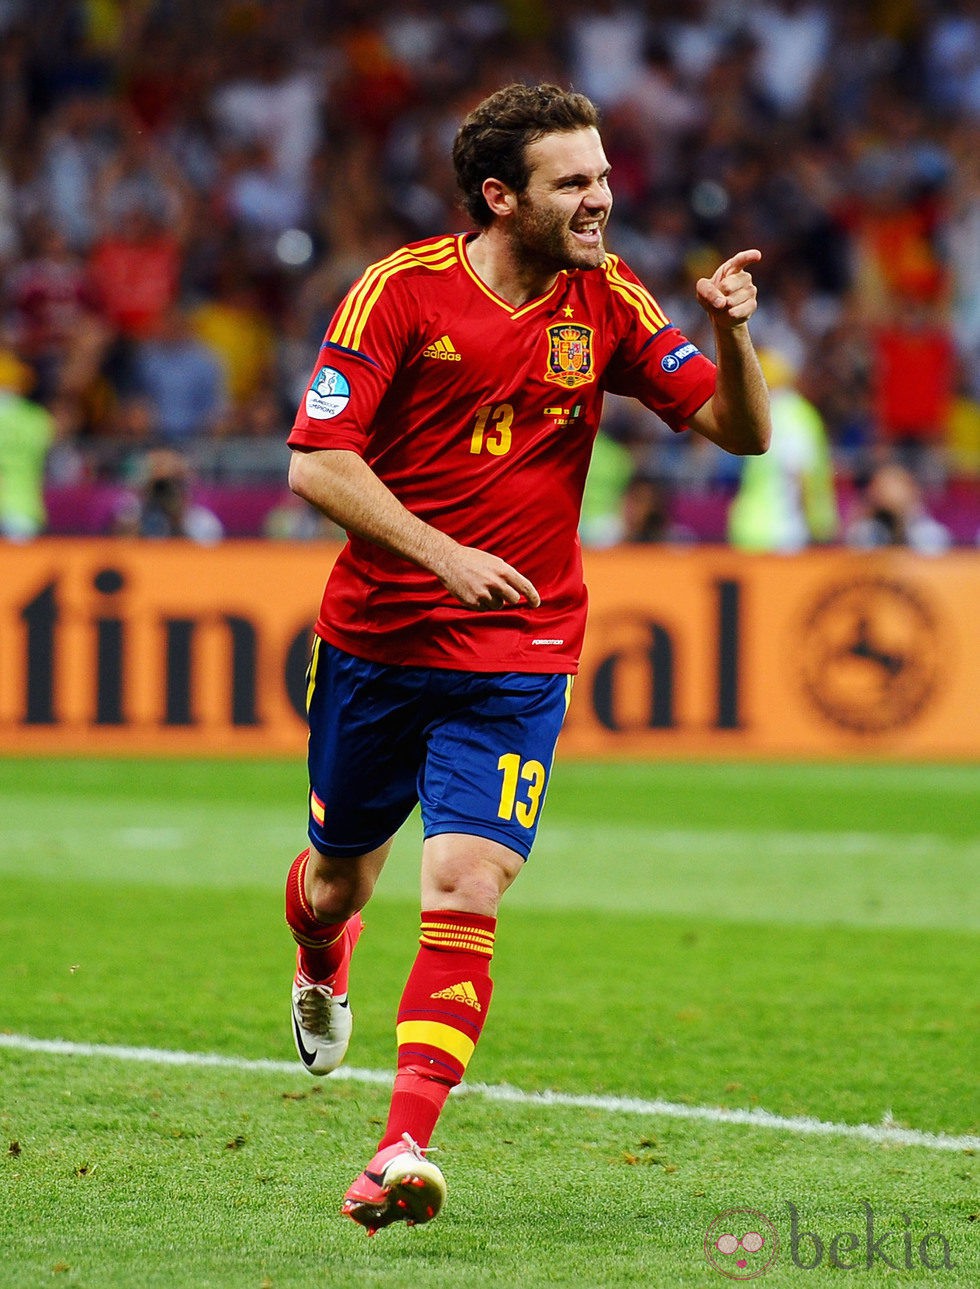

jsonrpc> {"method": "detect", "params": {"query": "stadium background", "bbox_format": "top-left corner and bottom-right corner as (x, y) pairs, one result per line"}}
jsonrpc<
(0, 0), (978, 537)
(1, 0), (978, 760)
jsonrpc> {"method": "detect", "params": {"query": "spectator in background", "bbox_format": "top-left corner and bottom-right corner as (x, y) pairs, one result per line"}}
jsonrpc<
(567, 0), (648, 110)
(93, 114), (194, 250)
(130, 305), (227, 444)
(208, 37), (321, 188)
(0, 349), (54, 540)
(216, 139), (309, 260)
(112, 447), (223, 544)
(728, 347), (838, 552)
(329, 22), (416, 146)
(88, 203), (185, 342)
(3, 216), (106, 402)
(622, 471), (694, 544)
(31, 94), (116, 251)
(845, 460), (952, 555)
(871, 296), (956, 485)
(578, 428), (634, 548)
(621, 33), (705, 145)
(189, 261), (276, 411)
(945, 126), (980, 396)
(744, 0), (833, 119)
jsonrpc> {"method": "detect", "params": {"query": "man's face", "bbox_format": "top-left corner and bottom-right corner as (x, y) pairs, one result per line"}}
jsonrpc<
(510, 127), (612, 273)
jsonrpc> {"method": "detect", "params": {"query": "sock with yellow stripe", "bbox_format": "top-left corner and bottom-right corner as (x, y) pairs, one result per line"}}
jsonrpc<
(284, 848), (352, 985)
(378, 909), (496, 1151)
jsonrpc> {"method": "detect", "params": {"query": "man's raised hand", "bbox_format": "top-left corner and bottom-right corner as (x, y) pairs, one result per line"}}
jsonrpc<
(696, 249), (761, 328)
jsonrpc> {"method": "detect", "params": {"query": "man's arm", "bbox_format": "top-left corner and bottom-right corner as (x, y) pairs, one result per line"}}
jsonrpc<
(686, 249), (772, 456)
(288, 447), (540, 611)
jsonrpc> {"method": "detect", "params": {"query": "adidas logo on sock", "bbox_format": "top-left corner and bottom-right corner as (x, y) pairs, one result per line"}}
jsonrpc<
(431, 980), (482, 1010)
(422, 334), (461, 361)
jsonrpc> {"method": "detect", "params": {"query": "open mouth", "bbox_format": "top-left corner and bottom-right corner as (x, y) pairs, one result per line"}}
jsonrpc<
(571, 221), (603, 246)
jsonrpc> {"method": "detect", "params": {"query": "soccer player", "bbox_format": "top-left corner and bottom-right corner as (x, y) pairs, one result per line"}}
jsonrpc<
(284, 82), (771, 1234)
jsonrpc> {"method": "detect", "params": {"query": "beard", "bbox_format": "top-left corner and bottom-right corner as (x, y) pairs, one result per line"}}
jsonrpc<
(510, 196), (607, 274)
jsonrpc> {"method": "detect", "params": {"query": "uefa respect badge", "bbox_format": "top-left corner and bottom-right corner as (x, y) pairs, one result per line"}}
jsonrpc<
(705, 1209), (780, 1280)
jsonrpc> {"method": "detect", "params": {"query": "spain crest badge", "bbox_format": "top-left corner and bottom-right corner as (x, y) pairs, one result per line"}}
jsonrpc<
(544, 323), (595, 389)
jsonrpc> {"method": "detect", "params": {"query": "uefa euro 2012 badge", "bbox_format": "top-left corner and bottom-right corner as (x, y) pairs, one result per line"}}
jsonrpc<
(306, 366), (351, 420)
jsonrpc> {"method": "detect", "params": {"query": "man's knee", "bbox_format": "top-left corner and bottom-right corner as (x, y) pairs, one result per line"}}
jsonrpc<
(422, 834), (523, 914)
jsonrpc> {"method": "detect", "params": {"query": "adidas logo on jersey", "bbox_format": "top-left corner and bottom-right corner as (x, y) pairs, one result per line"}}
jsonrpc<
(430, 980), (482, 1010)
(422, 334), (461, 361)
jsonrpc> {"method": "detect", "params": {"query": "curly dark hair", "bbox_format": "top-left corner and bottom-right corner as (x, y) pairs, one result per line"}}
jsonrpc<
(452, 83), (601, 228)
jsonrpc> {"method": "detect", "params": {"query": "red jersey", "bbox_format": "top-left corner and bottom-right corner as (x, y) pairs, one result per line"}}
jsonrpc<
(873, 322), (954, 440)
(89, 234), (181, 338)
(7, 256), (100, 358)
(289, 233), (716, 673)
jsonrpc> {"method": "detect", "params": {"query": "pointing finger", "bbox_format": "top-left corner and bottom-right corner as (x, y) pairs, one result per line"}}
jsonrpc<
(713, 248), (762, 283)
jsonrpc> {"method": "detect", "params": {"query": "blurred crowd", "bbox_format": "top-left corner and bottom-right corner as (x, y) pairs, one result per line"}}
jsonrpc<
(0, 0), (978, 549)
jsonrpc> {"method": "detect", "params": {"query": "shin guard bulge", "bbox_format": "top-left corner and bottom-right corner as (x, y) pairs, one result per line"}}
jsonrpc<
(379, 909), (496, 1149)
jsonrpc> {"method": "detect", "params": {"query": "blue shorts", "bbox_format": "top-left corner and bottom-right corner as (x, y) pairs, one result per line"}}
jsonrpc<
(304, 639), (572, 861)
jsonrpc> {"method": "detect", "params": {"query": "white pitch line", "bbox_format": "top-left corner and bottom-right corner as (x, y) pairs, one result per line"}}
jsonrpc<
(2, 1033), (976, 1155)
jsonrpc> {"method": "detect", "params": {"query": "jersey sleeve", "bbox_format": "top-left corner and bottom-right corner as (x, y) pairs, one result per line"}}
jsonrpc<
(288, 265), (416, 454)
(601, 257), (717, 432)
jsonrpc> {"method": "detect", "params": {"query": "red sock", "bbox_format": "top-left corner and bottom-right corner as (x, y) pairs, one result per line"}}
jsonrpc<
(284, 849), (351, 985)
(379, 909), (496, 1151)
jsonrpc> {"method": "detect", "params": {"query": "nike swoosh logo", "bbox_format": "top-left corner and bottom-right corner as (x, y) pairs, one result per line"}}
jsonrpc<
(292, 997), (350, 1071)
(293, 1014), (320, 1068)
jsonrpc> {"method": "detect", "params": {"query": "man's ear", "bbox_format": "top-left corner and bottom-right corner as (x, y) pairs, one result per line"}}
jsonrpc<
(481, 177), (517, 219)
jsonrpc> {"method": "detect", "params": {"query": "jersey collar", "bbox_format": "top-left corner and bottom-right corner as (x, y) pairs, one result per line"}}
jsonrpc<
(457, 233), (567, 319)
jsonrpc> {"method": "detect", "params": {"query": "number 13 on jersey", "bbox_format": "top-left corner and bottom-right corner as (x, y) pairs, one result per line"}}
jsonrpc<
(470, 403), (514, 457)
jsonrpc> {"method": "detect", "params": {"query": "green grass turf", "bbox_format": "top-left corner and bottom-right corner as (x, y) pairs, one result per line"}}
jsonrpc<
(1, 757), (978, 1287)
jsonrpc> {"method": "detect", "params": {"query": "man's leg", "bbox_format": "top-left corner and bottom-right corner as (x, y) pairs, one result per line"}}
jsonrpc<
(286, 841), (389, 1075)
(341, 833), (521, 1233)
(338, 669), (570, 1233)
(292, 639), (424, 1075)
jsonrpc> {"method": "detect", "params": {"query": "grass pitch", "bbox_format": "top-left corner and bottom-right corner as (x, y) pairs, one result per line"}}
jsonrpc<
(1, 757), (977, 1287)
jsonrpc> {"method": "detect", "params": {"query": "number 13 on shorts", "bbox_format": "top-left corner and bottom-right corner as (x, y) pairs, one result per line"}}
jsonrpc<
(496, 753), (546, 827)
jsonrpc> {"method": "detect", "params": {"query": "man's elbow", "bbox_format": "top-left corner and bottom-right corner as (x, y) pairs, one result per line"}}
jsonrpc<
(695, 397), (771, 456)
(716, 421), (771, 457)
(730, 406), (772, 456)
(287, 449), (315, 499)
(743, 422), (772, 455)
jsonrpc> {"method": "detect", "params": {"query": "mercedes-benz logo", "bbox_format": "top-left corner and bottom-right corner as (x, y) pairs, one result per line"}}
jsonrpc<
(798, 576), (943, 734)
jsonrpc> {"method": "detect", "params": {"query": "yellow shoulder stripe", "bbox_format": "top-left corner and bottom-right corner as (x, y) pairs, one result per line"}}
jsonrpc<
(603, 255), (669, 334)
(330, 238), (459, 351)
(333, 236), (457, 334)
